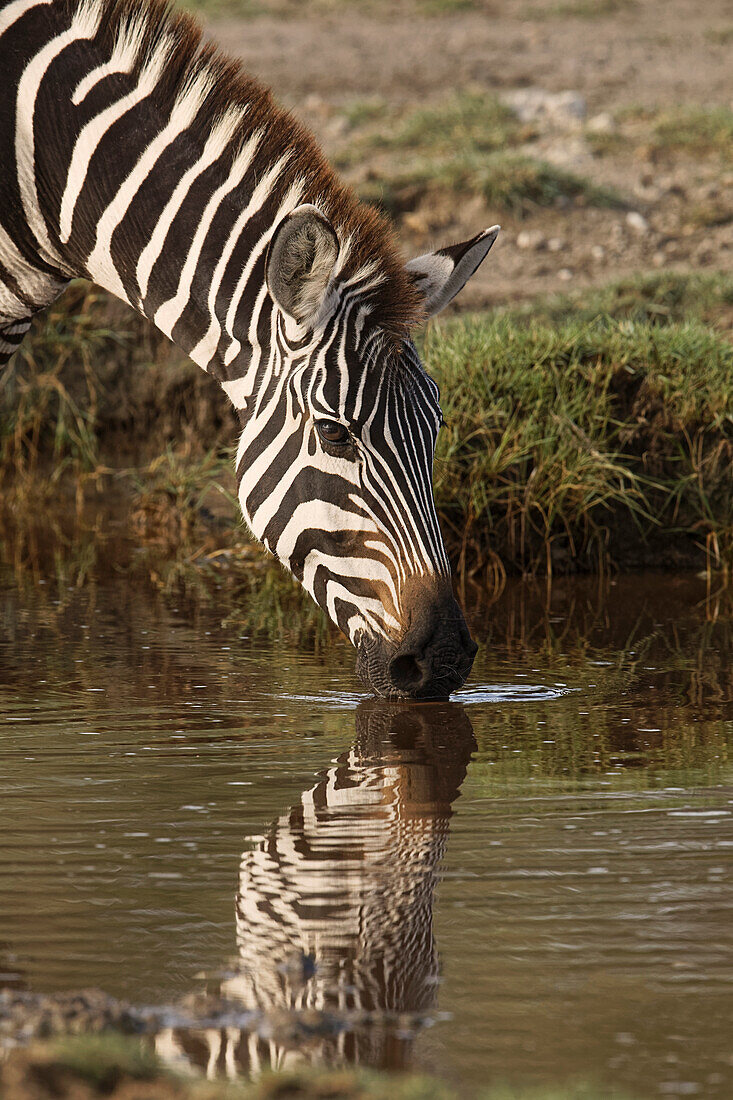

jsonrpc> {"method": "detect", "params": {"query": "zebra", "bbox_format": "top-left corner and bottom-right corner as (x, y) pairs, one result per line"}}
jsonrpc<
(155, 700), (476, 1077)
(0, 0), (499, 699)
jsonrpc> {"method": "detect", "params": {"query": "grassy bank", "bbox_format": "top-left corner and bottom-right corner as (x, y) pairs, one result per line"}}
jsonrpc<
(1, 272), (733, 580)
(0, 1035), (641, 1100)
(0, 282), (236, 488)
(428, 301), (733, 576)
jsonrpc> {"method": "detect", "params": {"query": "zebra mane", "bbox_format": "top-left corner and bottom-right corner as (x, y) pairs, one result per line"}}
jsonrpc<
(61, 0), (423, 338)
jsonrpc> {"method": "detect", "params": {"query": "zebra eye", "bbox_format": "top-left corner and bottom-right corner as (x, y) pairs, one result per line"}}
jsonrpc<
(315, 419), (350, 446)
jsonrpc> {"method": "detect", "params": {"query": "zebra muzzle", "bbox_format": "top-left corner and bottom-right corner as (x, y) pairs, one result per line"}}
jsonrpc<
(355, 577), (478, 701)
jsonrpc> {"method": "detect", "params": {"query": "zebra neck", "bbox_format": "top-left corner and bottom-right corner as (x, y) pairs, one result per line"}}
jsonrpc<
(77, 132), (307, 396)
(61, 86), (302, 395)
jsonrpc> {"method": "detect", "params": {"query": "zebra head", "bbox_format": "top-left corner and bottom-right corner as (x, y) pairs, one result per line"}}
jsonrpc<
(236, 206), (499, 700)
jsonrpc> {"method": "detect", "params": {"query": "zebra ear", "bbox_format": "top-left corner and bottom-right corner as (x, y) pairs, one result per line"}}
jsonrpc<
(266, 204), (340, 325)
(406, 225), (500, 319)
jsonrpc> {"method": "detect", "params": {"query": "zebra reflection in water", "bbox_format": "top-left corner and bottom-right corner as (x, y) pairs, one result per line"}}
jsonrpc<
(157, 700), (475, 1077)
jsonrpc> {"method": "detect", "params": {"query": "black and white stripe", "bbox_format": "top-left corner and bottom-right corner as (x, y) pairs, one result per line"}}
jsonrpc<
(0, 0), (498, 676)
(155, 702), (476, 1077)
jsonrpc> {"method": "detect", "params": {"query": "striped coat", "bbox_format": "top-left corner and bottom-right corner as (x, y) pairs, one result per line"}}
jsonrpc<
(0, 0), (498, 697)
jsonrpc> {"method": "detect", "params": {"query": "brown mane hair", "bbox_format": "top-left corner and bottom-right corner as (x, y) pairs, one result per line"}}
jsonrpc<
(62, 0), (423, 337)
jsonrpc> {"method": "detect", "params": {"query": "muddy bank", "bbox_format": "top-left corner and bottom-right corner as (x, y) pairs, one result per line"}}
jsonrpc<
(0, 997), (642, 1099)
(0, 992), (450, 1100)
(0, 1042), (637, 1100)
(1, 1042), (457, 1100)
(0, 988), (428, 1048)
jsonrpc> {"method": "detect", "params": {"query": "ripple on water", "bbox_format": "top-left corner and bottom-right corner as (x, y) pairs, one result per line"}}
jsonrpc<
(454, 682), (577, 704)
(278, 684), (575, 708)
(277, 691), (366, 709)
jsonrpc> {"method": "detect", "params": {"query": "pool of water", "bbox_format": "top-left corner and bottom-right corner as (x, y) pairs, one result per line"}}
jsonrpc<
(2, 533), (733, 1097)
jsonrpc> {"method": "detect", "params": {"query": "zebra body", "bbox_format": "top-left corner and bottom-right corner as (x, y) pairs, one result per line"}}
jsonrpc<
(1, 0), (498, 697)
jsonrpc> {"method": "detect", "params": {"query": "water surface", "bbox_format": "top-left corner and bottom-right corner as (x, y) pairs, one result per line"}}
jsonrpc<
(2, 528), (733, 1097)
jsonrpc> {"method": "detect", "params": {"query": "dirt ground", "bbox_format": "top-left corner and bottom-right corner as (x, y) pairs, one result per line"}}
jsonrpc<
(205, 0), (733, 311)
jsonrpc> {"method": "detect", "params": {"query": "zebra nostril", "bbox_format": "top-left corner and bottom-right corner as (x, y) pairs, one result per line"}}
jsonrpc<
(389, 652), (426, 692)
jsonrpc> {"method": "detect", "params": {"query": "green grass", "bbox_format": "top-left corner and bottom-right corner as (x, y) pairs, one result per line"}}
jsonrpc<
(427, 310), (733, 574)
(687, 199), (733, 228)
(218, 555), (336, 646)
(586, 104), (733, 162)
(337, 93), (624, 217)
(130, 444), (236, 538)
(342, 97), (389, 129)
(466, 152), (623, 214)
(44, 1034), (160, 1090)
(584, 128), (627, 157)
(0, 281), (238, 506)
(534, 0), (636, 16)
(652, 105), (733, 159)
(352, 92), (523, 157)
(705, 25), (733, 45)
(501, 270), (733, 330)
(335, 91), (523, 172)
(358, 151), (624, 218)
(0, 283), (120, 485)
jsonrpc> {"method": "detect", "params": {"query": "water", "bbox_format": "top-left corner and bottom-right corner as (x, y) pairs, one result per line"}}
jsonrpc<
(2, 533), (733, 1097)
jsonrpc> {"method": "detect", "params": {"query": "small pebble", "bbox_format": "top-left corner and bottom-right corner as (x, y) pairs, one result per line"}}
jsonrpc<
(626, 210), (649, 233)
(503, 87), (586, 125)
(516, 229), (546, 250)
(587, 111), (615, 134)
